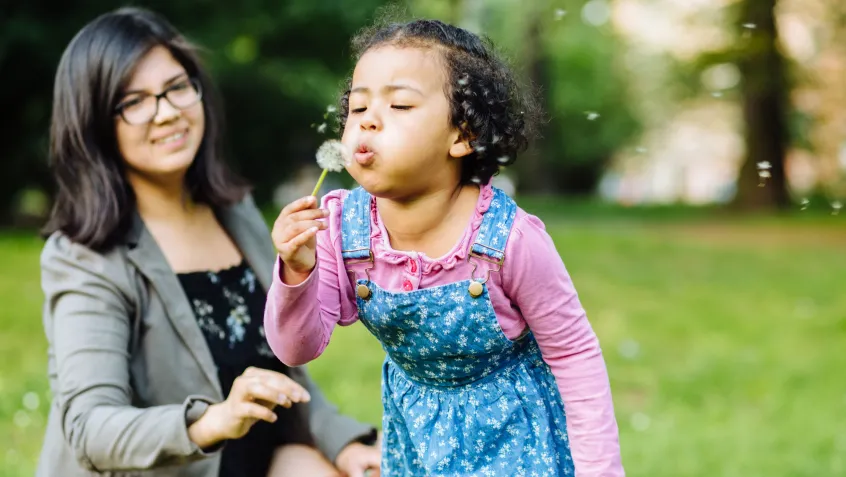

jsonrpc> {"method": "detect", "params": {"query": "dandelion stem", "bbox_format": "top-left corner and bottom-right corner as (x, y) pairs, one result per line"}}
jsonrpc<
(312, 169), (329, 197)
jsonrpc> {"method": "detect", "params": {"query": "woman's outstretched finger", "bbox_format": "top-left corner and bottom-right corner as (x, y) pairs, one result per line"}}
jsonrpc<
(237, 402), (278, 423)
(246, 382), (295, 407)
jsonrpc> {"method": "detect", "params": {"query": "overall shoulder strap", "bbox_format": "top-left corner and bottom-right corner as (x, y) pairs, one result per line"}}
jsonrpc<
(340, 187), (373, 261)
(470, 186), (518, 263)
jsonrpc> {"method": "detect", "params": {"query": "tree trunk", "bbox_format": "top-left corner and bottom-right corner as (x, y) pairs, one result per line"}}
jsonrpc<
(732, 0), (791, 210)
(515, 6), (553, 195)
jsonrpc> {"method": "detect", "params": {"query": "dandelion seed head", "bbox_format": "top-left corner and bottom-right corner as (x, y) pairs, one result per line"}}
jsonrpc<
(316, 139), (349, 172)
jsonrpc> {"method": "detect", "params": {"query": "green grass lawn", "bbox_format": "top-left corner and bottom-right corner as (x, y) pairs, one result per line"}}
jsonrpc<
(2, 203), (844, 477)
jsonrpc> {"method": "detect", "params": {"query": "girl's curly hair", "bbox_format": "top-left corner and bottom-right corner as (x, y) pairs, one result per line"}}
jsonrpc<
(338, 17), (543, 186)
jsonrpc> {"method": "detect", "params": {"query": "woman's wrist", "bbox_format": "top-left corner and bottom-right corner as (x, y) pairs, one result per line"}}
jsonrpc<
(187, 403), (222, 449)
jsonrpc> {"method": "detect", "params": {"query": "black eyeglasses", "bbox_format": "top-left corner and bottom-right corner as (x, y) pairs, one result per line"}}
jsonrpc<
(115, 77), (203, 125)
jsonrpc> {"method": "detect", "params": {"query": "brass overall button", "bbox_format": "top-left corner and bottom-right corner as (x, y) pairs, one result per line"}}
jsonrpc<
(357, 284), (371, 299)
(468, 281), (484, 298)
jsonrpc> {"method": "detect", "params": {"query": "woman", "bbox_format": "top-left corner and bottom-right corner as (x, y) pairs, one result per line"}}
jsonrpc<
(37, 7), (380, 477)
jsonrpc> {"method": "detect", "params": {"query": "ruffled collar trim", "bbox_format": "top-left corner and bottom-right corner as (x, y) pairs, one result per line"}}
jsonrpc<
(367, 184), (495, 274)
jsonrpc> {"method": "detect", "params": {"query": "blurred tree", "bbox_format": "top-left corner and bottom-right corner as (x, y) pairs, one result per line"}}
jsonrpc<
(0, 0), (388, 224)
(684, 0), (792, 210)
(534, 1), (641, 196)
(732, 0), (791, 210)
(1, 0), (641, 224)
(516, 3), (554, 194)
(412, 0), (641, 195)
(0, 3), (107, 224)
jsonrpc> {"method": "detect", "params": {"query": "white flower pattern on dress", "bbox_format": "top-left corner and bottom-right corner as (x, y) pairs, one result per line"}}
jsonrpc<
(193, 299), (225, 339)
(341, 186), (574, 476)
(186, 264), (275, 358)
(223, 287), (250, 348)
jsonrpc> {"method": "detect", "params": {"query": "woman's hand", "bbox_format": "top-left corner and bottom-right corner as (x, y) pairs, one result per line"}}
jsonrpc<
(188, 367), (311, 449)
(271, 195), (329, 285)
(335, 435), (381, 477)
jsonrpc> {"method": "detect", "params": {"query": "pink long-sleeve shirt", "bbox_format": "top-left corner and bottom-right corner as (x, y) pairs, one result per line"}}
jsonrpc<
(264, 185), (624, 476)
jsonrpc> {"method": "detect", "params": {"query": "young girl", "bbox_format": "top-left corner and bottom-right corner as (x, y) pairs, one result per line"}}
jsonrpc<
(265, 18), (624, 476)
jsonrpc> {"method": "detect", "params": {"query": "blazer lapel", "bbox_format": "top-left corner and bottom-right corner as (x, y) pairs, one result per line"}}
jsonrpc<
(125, 213), (222, 398)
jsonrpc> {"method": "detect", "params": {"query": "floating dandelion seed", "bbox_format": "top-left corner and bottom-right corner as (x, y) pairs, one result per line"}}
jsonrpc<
(497, 156), (510, 164)
(711, 91), (724, 98)
(630, 413), (651, 432)
(832, 201), (842, 216)
(586, 111), (600, 121)
(316, 123), (327, 134)
(555, 9), (567, 20)
(800, 198), (810, 211)
(470, 176), (482, 184)
(618, 339), (640, 360)
(322, 104), (338, 120)
(757, 161), (772, 187)
(312, 139), (349, 196)
(794, 297), (815, 320)
(743, 23), (757, 29)
(13, 410), (31, 429)
(22, 392), (39, 411)
(635, 146), (648, 154)
(457, 75), (469, 86)
(475, 145), (487, 154)
(491, 135), (501, 144)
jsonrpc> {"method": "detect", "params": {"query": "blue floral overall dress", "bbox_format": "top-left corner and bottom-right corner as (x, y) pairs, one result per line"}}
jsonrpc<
(341, 186), (575, 476)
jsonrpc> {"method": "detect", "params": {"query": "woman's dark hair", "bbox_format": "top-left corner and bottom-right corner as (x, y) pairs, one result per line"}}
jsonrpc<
(338, 14), (542, 186)
(42, 7), (248, 251)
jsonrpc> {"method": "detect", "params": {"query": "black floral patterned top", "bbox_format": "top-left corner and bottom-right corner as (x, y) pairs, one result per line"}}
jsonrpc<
(178, 260), (313, 477)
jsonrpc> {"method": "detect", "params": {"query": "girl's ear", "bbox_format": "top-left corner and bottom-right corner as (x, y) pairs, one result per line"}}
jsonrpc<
(449, 125), (474, 158)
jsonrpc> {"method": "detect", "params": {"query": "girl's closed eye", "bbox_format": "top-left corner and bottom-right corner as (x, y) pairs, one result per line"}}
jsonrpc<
(351, 107), (367, 114)
(392, 105), (413, 110)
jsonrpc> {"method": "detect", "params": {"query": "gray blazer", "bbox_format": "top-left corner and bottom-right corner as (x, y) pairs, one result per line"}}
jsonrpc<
(36, 195), (375, 477)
